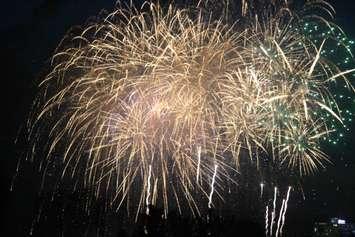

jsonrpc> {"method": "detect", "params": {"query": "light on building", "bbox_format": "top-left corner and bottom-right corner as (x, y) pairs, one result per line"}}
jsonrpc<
(337, 219), (346, 225)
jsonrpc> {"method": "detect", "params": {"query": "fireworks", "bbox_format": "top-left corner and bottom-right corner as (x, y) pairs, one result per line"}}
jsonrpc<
(265, 186), (292, 237)
(28, 0), (354, 216)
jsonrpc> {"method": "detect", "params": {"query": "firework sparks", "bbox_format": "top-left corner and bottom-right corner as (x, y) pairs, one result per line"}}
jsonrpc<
(208, 164), (218, 209)
(28, 0), (354, 216)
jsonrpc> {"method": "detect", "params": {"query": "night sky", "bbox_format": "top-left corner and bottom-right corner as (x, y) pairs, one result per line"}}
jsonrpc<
(1, 0), (355, 236)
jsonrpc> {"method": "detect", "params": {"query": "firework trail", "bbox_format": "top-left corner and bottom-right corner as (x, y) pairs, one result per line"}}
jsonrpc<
(265, 186), (293, 236)
(260, 182), (264, 199)
(146, 165), (152, 215)
(265, 205), (269, 237)
(275, 199), (286, 237)
(208, 164), (218, 209)
(270, 187), (277, 236)
(280, 186), (292, 235)
(196, 146), (202, 184)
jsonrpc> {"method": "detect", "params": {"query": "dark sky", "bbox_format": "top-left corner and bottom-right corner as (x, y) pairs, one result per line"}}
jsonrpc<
(1, 0), (355, 236)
